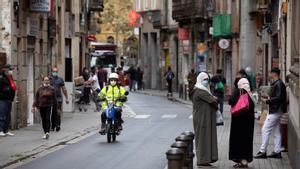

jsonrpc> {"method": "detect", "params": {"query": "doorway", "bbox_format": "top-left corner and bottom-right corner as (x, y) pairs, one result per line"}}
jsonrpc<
(27, 48), (34, 125)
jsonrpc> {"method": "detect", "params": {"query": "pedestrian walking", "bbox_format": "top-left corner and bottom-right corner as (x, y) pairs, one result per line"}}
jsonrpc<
(254, 67), (287, 159)
(190, 72), (218, 167)
(81, 67), (90, 81)
(245, 67), (256, 91)
(49, 67), (69, 132)
(116, 67), (125, 86)
(136, 67), (143, 90)
(98, 65), (107, 89)
(128, 66), (138, 91)
(0, 64), (16, 136)
(211, 69), (226, 114)
(86, 66), (101, 112)
(165, 67), (175, 95)
(229, 78), (255, 168)
(187, 69), (197, 99)
(32, 76), (58, 139)
(80, 67), (91, 104)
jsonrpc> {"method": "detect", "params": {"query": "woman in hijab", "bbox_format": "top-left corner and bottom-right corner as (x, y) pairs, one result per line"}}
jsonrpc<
(191, 72), (218, 167)
(228, 78), (255, 168)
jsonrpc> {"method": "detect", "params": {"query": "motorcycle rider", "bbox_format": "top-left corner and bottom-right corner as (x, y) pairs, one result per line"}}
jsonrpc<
(98, 73), (127, 134)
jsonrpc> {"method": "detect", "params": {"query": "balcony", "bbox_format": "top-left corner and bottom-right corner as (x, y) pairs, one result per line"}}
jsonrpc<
(88, 0), (104, 12)
(150, 11), (162, 29)
(172, 0), (205, 23)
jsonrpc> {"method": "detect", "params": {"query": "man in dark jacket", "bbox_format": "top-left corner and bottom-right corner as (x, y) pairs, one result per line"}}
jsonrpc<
(50, 67), (69, 132)
(254, 67), (287, 159)
(0, 64), (16, 136)
(211, 69), (226, 114)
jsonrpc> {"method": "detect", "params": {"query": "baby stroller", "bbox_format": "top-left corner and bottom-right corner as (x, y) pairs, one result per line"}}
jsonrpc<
(75, 85), (90, 112)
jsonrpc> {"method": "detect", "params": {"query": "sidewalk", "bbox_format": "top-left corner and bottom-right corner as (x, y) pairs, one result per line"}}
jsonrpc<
(135, 89), (292, 169)
(0, 105), (100, 168)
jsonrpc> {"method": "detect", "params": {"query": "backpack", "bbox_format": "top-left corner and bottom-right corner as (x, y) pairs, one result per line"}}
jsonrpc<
(215, 76), (225, 92)
(215, 81), (225, 92)
(166, 71), (173, 80)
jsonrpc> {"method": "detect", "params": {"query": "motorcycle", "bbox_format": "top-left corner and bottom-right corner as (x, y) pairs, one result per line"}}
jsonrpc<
(99, 92), (128, 143)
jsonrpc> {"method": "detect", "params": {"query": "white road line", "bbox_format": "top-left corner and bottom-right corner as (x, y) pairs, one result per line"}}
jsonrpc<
(134, 115), (151, 119)
(123, 104), (137, 118)
(161, 114), (177, 119)
(189, 115), (193, 119)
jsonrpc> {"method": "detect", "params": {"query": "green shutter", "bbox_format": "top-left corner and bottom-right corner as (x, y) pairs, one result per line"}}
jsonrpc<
(213, 14), (231, 37)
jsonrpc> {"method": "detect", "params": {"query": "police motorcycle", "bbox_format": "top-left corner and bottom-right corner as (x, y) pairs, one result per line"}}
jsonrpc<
(98, 91), (128, 143)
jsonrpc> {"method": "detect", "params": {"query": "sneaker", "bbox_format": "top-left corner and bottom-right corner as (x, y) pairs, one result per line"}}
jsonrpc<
(267, 152), (282, 158)
(45, 133), (50, 139)
(5, 132), (14, 136)
(42, 134), (47, 139)
(254, 151), (267, 159)
(0, 132), (6, 137)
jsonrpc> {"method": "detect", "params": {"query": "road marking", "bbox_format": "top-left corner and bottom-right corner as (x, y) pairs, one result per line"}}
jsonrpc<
(123, 104), (137, 118)
(189, 115), (193, 119)
(134, 115), (151, 119)
(162, 114), (177, 119)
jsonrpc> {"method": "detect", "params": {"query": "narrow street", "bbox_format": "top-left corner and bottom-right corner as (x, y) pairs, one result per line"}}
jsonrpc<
(13, 93), (193, 169)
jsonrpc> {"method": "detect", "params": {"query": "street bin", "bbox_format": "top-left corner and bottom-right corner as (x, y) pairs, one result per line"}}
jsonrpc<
(166, 148), (184, 169)
(171, 141), (188, 169)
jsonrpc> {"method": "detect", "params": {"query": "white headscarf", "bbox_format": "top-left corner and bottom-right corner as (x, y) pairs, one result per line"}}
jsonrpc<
(194, 72), (212, 95)
(237, 78), (256, 103)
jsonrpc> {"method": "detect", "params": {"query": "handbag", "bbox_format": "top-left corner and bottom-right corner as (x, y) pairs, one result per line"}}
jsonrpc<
(216, 110), (224, 126)
(230, 91), (250, 115)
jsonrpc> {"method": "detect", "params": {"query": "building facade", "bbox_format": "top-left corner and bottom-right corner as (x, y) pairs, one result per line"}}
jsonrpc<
(0, 0), (103, 129)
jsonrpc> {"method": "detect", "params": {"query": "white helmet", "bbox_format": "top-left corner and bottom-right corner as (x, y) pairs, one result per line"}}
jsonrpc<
(109, 73), (119, 79)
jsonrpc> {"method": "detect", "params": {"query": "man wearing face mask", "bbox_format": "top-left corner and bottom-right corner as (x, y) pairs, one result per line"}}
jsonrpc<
(0, 64), (16, 136)
(49, 67), (69, 132)
(98, 73), (127, 134)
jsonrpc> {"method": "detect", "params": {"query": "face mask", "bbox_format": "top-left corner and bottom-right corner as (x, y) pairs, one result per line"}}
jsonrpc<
(8, 71), (13, 75)
(110, 80), (117, 86)
(43, 83), (50, 87)
(201, 80), (209, 87)
(52, 72), (58, 77)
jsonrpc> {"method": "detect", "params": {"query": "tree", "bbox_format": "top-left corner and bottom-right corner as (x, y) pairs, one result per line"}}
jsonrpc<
(102, 0), (134, 46)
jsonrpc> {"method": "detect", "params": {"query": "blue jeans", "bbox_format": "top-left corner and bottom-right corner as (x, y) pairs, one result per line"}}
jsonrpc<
(0, 100), (12, 133)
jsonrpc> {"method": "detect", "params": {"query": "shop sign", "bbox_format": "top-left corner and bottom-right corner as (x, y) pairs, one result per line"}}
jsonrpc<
(218, 39), (230, 49)
(30, 0), (52, 13)
(27, 18), (39, 37)
(182, 40), (189, 53)
(178, 28), (189, 40)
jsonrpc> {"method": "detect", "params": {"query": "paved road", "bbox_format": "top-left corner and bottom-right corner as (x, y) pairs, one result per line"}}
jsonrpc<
(16, 93), (193, 169)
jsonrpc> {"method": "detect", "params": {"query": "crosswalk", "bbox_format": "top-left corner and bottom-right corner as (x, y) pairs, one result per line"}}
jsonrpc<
(123, 104), (193, 119)
(125, 114), (192, 119)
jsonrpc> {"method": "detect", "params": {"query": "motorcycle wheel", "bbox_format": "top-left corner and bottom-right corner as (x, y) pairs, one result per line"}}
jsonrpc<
(107, 123), (112, 143)
(112, 125), (116, 142)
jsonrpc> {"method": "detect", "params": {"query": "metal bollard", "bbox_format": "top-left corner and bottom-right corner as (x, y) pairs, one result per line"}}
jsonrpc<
(176, 134), (194, 169)
(181, 131), (195, 153)
(166, 148), (184, 169)
(171, 141), (188, 169)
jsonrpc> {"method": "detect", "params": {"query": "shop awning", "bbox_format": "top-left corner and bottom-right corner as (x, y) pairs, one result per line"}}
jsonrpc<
(213, 14), (232, 37)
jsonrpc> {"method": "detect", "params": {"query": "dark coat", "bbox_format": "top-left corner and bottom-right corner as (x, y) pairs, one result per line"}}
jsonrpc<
(266, 79), (287, 113)
(228, 88), (255, 163)
(191, 88), (218, 165)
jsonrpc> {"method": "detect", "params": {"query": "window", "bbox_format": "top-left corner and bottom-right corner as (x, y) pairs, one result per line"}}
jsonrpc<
(151, 0), (157, 9)
(136, 0), (141, 11)
(144, 0), (149, 10)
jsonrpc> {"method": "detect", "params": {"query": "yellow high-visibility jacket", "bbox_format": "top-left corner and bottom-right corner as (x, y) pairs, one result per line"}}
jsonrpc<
(98, 85), (127, 110)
